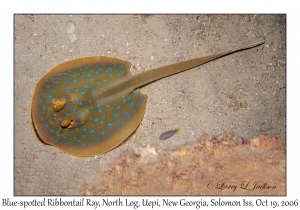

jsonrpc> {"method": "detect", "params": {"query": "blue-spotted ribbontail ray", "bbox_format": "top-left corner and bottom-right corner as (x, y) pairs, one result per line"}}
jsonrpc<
(31, 40), (264, 156)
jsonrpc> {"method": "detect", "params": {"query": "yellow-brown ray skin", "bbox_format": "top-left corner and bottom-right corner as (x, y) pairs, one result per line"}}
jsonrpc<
(32, 56), (148, 156)
(32, 40), (264, 156)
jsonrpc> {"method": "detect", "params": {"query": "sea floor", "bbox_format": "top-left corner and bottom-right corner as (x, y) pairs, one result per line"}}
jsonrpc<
(14, 14), (286, 195)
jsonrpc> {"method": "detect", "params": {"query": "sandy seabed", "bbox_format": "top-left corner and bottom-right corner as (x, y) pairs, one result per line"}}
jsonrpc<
(14, 14), (286, 195)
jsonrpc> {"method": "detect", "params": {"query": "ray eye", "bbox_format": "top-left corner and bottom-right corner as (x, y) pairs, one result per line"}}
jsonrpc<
(53, 95), (71, 111)
(61, 119), (74, 128)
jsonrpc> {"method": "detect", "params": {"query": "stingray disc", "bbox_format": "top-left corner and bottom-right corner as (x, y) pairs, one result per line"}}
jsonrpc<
(32, 56), (148, 156)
